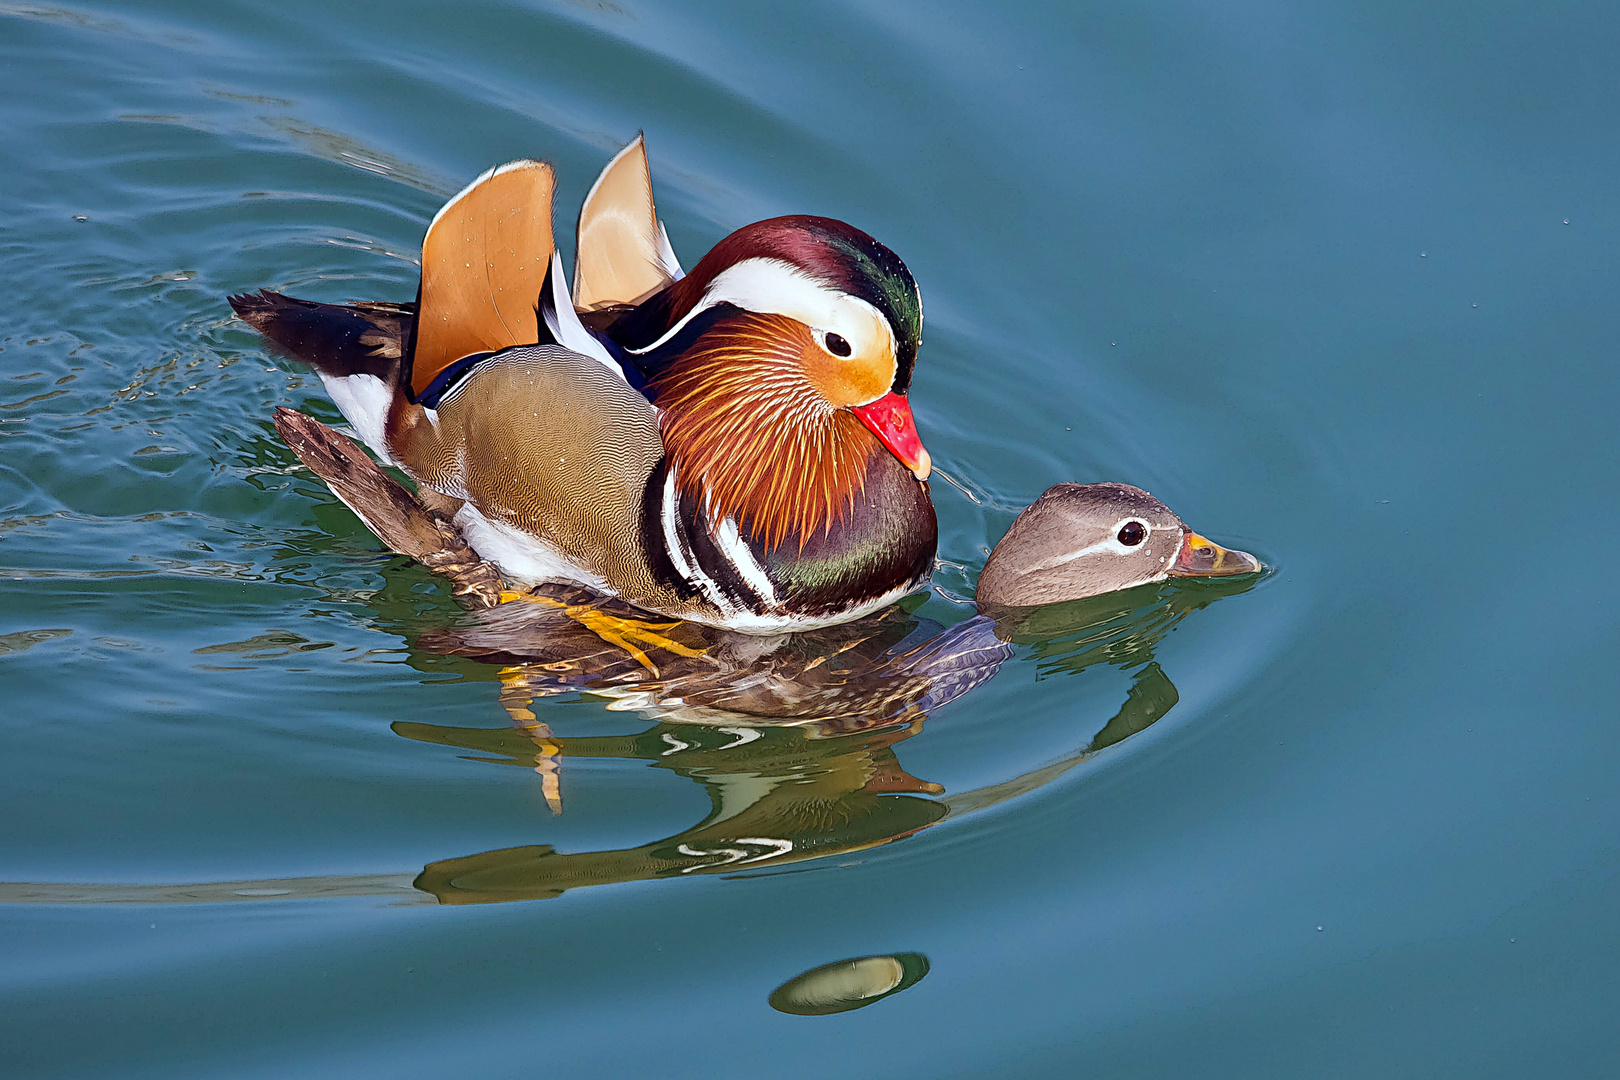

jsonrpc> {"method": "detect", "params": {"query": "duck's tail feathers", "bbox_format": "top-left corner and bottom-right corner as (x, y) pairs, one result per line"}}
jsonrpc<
(228, 290), (412, 382)
(229, 290), (414, 460)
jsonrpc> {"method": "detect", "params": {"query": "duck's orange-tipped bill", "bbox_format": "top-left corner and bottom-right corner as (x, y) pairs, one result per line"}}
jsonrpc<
(851, 392), (931, 481)
(1169, 530), (1261, 577)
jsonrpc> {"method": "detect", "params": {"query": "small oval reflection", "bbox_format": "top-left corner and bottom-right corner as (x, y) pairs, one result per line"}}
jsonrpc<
(768, 953), (930, 1016)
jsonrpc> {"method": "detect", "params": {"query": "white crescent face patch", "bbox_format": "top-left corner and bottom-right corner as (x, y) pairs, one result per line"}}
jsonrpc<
(628, 256), (896, 374)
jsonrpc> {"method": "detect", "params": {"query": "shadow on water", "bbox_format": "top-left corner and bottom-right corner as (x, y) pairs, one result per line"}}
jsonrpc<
(0, 574), (1257, 908)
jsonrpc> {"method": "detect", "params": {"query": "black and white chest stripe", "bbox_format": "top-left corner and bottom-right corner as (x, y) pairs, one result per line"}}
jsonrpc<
(651, 461), (780, 621)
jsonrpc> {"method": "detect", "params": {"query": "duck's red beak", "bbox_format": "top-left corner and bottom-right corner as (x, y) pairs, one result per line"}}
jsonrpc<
(852, 392), (932, 482)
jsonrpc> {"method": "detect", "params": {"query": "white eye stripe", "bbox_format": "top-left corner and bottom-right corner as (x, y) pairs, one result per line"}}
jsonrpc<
(1031, 537), (1115, 571)
(1028, 519), (1164, 572)
(626, 256), (895, 361)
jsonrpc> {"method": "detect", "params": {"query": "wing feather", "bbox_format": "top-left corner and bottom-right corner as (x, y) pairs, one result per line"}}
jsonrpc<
(412, 159), (556, 398)
(573, 135), (681, 311)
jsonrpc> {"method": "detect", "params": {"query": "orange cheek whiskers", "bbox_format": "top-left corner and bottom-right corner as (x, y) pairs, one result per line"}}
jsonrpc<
(650, 312), (876, 552)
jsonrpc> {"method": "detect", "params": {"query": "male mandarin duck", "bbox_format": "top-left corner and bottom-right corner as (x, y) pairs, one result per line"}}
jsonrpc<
(232, 137), (936, 633)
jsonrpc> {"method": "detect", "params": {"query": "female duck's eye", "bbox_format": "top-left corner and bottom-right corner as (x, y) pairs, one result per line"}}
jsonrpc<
(824, 332), (852, 357)
(1117, 521), (1147, 546)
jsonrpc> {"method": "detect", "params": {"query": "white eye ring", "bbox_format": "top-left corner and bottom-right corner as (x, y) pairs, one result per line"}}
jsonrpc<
(818, 329), (854, 358)
(1110, 518), (1151, 552)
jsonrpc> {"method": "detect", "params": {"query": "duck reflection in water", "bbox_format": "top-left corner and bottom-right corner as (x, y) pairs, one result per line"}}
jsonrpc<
(277, 411), (1262, 905)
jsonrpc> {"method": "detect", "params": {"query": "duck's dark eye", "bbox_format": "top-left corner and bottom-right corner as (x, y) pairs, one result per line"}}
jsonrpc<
(1117, 521), (1147, 546)
(824, 332), (852, 357)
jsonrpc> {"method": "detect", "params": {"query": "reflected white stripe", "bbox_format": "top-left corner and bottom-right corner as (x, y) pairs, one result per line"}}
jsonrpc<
(715, 727), (764, 750)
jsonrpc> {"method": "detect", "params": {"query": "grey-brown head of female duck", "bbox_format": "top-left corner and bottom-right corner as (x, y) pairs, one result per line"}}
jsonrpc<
(975, 481), (1259, 609)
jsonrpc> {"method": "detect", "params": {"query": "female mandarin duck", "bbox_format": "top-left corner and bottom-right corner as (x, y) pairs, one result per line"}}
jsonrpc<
(231, 137), (935, 633)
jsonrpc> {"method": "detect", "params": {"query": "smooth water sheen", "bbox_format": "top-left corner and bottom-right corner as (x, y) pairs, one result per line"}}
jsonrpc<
(3, 2), (1617, 1076)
